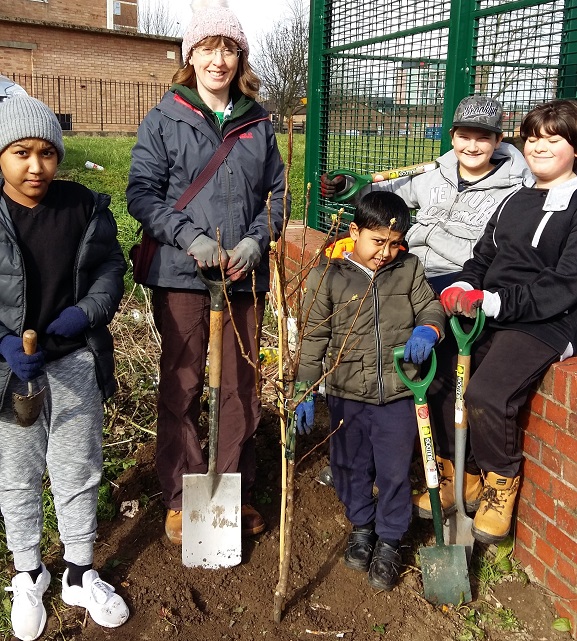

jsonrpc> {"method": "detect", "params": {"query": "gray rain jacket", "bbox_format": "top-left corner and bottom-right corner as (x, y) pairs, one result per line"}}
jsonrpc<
(373, 143), (534, 277)
(126, 88), (287, 292)
(0, 181), (126, 405)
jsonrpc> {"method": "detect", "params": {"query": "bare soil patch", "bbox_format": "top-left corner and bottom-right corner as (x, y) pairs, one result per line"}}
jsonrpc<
(38, 399), (565, 641)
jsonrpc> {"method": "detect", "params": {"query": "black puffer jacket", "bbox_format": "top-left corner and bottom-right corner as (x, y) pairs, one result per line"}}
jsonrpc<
(0, 181), (126, 405)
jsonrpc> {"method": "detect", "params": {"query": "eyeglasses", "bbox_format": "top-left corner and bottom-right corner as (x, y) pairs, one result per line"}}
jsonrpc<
(193, 47), (242, 60)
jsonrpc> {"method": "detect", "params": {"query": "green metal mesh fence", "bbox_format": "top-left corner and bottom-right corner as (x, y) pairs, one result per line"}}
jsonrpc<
(305, 0), (577, 231)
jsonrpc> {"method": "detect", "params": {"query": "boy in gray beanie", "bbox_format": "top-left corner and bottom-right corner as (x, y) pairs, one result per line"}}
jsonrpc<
(0, 96), (129, 639)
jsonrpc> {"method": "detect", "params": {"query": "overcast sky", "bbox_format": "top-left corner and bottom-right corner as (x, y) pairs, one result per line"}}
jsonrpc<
(142, 0), (304, 55)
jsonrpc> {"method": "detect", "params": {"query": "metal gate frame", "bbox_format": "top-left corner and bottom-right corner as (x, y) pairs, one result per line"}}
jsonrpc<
(305, 0), (577, 230)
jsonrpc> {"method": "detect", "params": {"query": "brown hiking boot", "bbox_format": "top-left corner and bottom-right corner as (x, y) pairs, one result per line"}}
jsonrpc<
(412, 457), (483, 519)
(241, 504), (266, 536)
(472, 473), (520, 544)
(165, 509), (182, 545)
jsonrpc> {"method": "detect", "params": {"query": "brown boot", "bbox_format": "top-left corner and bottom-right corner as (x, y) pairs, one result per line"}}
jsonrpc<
(241, 504), (266, 536)
(472, 473), (520, 544)
(165, 509), (182, 545)
(412, 457), (483, 519)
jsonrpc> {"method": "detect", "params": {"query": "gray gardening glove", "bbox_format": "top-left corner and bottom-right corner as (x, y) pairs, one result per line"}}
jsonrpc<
(226, 238), (262, 282)
(187, 234), (225, 269)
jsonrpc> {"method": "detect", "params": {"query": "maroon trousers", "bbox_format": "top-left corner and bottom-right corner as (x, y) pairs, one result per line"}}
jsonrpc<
(152, 288), (265, 509)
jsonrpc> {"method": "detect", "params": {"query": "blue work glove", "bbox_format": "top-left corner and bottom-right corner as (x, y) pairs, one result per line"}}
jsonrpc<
(294, 381), (315, 435)
(0, 334), (45, 382)
(46, 306), (90, 338)
(226, 238), (262, 282)
(187, 234), (225, 269)
(404, 326), (438, 364)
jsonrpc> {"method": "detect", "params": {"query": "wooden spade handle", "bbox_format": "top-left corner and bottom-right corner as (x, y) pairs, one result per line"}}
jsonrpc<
(22, 330), (37, 356)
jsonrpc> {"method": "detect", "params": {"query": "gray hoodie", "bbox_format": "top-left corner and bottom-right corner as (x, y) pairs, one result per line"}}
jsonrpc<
(372, 143), (534, 277)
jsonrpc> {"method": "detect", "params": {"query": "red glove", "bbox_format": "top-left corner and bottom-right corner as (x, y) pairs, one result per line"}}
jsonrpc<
(320, 173), (346, 198)
(458, 290), (484, 317)
(439, 287), (464, 315)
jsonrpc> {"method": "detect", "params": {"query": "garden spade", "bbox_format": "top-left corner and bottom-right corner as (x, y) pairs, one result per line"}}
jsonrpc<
(182, 269), (241, 569)
(12, 330), (46, 427)
(443, 312), (486, 562)
(326, 161), (438, 203)
(393, 347), (471, 605)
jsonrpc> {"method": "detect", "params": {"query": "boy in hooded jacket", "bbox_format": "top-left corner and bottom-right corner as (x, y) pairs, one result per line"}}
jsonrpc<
(0, 95), (128, 640)
(295, 191), (445, 591)
(322, 95), (534, 293)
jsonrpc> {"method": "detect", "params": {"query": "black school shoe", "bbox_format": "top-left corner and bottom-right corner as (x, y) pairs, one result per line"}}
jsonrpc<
(344, 526), (378, 572)
(368, 539), (402, 591)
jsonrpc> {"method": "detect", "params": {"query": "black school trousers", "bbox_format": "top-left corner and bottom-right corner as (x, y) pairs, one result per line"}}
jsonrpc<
(427, 327), (558, 477)
(328, 395), (418, 541)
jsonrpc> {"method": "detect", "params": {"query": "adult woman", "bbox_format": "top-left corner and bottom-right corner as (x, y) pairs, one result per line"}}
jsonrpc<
(126, 0), (287, 545)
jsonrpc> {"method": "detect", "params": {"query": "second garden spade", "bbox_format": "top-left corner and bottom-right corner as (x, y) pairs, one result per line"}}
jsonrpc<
(182, 269), (242, 569)
(393, 347), (471, 605)
(443, 312), (485, 562)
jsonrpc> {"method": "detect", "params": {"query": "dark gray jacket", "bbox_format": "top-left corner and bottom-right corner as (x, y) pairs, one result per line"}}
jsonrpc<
(0, 181), (126, 405)
(297, 251), (445, 405)
(126, 88), (287, 292)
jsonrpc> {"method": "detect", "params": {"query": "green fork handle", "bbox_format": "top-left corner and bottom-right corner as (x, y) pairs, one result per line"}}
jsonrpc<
(450, 310), (485, 356)
(326, 169), (373, 203)
(393, 346), (444, 546)
(392, 346), (437, 404)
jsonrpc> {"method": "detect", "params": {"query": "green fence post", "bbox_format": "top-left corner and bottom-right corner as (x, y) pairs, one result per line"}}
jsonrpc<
(304, 0), (329, 229)
(559, 0), (577, 98)
(440, 0), (476, 154)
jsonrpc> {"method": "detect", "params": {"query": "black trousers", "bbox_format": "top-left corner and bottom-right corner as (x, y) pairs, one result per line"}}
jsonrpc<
(427, 327), (558, 477)
(328, 395), (418, 541)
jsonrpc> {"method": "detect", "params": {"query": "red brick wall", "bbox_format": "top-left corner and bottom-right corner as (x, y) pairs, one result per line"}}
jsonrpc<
(0, 20), (180, 81)
(517, 363), (577, 637)
(284, 226), (577, 637)
(1, 0), (107, 30)
(0, 18), (181, 131)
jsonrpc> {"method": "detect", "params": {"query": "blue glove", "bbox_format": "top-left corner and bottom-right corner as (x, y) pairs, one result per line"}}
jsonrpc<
(0, 334), (45, 382)
(46, 306), (90, 338)
(294, 381), (315, 435)
(404, 326), (438, 364)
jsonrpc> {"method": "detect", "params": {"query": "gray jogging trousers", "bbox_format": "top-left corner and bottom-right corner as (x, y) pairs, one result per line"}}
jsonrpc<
(0, 348), (103, 571)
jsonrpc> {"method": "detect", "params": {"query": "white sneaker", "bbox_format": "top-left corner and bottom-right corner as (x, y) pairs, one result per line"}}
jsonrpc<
(61, 569), (129, 628)
(5, 564), (51, 641)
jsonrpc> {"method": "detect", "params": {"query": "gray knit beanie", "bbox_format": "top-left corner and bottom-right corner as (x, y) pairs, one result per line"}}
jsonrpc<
(0, 95), (65, 163)
(182, 0), (249, 62)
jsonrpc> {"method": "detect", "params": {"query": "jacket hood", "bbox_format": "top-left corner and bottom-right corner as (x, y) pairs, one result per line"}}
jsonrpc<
(170, 84), (257, 125)
(438, 142), (535, 189)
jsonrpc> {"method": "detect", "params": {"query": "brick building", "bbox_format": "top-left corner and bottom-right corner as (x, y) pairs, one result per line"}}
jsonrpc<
(0, 0), (182, 131)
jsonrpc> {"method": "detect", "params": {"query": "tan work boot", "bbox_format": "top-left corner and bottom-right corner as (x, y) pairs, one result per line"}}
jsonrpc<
(412, 457), (483, 519)
(472, 473), (520, 544)
(165, 509), (182, 545)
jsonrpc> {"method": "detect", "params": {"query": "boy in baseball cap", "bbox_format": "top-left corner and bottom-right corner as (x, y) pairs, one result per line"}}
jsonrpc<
(0, 95), (128, 639)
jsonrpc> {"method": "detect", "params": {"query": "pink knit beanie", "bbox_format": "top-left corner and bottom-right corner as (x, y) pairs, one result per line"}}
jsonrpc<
(181, 0), (249, 62)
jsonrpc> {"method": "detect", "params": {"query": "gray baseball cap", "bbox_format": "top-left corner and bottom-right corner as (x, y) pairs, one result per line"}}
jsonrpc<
(452, 95), (503, 134)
